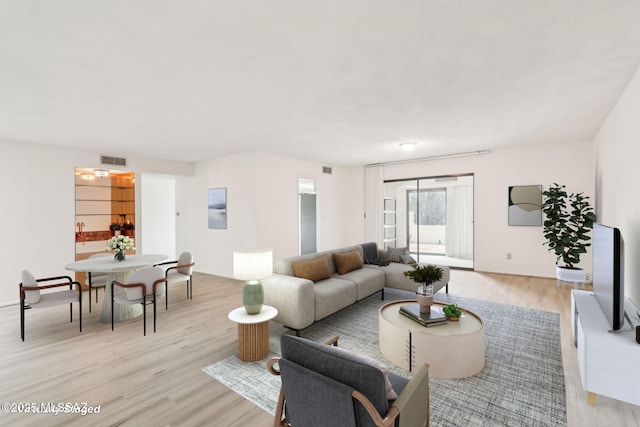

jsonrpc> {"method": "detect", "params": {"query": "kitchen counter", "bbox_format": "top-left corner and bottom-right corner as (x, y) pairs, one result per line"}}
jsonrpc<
(76, 230), (113, 242)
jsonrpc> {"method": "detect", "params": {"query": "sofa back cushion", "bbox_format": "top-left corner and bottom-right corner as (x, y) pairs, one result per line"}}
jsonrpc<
(333, 249), (364, 275)
(275, 245), (365, 277)
(292, 256), (332, 282)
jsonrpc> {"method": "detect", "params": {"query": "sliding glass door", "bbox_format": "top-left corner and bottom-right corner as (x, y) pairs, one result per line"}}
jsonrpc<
(384, 174), (474, 269)
(407, 186), (447, 256)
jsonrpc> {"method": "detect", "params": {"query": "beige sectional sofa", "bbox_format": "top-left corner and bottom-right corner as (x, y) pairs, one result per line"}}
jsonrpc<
(261, 243), (450, 333)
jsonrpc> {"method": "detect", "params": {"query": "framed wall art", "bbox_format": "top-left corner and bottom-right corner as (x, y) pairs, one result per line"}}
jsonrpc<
(508, 185), (542, 226)
(208, 187), (227, 229)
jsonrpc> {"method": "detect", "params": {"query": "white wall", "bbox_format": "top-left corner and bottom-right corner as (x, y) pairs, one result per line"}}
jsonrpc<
(0, 140), (193, 306)
(594, 64), (640, 305)
(367, 140), (594, 278)
(187, 151), (365, 278)
(2, 121), (624, 305)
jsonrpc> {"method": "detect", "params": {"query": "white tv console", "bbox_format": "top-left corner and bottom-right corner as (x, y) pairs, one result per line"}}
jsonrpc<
(570, 289), (640, 406)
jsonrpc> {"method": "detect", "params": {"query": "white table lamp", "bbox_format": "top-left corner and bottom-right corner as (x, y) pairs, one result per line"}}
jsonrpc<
(233, 248), (273, 314)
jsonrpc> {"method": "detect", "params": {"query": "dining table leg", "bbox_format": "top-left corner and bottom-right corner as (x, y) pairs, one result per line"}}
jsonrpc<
(99, 270), (143, 323)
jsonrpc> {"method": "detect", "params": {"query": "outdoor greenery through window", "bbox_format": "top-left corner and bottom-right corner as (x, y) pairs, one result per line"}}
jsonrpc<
(409, 189), (446, 226)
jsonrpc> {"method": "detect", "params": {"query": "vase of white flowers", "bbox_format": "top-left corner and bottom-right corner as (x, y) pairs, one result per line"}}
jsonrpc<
(107, 235), (135, 261)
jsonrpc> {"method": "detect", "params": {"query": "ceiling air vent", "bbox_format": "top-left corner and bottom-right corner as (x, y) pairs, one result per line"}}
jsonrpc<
(100, 155), (127, 167)
(323, 166), (332, 175)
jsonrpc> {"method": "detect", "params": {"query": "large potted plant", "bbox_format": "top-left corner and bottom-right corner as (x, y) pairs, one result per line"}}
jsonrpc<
(542, 183), (596, 284)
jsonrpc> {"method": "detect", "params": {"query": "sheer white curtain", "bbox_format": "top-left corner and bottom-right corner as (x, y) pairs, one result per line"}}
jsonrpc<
(445, 184), (474, 259)
(364, 165), (384, 247)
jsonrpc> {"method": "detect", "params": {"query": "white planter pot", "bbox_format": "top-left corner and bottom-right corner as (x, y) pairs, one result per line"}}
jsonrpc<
(556, 266), (586, 288)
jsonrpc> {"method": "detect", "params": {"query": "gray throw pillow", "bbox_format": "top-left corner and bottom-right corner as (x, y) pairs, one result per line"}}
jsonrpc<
(387, 247), (407, 263)
(400, 254), (417, 264)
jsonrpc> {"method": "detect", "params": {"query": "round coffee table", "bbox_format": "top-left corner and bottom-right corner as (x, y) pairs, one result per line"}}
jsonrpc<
(379, 299), (485, 378)
(228, 305), (278, 362)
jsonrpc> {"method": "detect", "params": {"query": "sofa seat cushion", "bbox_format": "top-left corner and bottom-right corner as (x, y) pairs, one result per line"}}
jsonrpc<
(332, 249), (364, 275)
(313, 278), (357, 321)
(340, 266), (386, 300)
(292, 256), (332, 282)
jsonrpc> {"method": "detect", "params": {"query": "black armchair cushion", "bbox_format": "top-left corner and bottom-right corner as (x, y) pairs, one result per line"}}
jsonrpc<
(280, 335), (390, 424)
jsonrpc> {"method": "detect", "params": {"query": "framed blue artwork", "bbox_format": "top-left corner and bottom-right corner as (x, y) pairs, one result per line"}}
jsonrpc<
(208, 188), (227, 229)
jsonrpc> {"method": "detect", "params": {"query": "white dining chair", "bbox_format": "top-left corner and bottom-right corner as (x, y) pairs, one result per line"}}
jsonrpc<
(111, 266), (167, 335)
(154, 251), (195, 308)
(85, 252), (112, 312)
(19, 270), (82, 341)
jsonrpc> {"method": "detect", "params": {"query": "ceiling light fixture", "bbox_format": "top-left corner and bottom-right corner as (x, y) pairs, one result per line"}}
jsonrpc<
(80, 173), (96, 181)
(399, 141), (417, 151)
(94, 169), (110, 177)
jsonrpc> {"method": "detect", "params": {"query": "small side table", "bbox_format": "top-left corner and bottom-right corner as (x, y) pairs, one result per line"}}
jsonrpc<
(228, 305), (278, 362)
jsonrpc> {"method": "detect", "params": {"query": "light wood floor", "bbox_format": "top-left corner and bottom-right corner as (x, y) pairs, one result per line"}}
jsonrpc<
(1, 270), (638, 426)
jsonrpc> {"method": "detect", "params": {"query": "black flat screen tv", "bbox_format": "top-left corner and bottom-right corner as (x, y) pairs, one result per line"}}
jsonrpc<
(592, 223), (625, 330)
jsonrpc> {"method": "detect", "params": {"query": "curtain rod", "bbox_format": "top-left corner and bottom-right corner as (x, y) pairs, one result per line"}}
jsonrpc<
(365, 150), (489, 167)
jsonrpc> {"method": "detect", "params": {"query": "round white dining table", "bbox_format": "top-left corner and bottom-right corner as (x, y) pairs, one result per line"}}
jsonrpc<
(65, 254), (168, 323)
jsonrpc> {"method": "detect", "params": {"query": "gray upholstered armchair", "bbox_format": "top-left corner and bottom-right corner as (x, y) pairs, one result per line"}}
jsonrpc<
(267, 335), (429, 427)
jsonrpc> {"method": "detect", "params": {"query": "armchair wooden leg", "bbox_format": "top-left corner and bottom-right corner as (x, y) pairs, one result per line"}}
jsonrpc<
(143, 302), (146, 336)
(89, 286), (92, 313)
(273, 387), (286, 427)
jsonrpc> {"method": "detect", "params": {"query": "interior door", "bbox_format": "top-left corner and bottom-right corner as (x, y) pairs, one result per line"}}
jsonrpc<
(300, 193), (317, 255)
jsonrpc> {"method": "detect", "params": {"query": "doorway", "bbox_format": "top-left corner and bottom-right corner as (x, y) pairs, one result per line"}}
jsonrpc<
(74, 167), (136, 285)
(299, 178), (317, 255)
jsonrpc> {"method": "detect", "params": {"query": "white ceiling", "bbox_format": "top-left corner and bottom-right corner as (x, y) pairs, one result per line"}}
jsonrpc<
(2, 1), (640, 166)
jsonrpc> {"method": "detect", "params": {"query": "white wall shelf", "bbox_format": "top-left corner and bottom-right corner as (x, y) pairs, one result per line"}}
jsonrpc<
(383, 197), (397, 249)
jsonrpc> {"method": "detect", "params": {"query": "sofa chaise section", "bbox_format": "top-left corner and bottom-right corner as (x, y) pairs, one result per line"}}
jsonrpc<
(368, 256), (450, 294)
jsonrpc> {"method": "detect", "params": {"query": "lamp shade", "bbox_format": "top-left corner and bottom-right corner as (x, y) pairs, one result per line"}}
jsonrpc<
(233, 248), (273, 281)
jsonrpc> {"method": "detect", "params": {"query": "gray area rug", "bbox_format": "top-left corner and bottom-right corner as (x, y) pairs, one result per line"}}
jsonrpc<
(204, 288), (566, 426)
